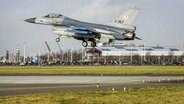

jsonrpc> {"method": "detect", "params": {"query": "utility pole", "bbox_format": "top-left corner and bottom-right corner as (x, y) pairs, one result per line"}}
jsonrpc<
(130, 43), (132, 65)
(23, 42), (26, 64)
(142, 41), (146, 62)
(62, 47), (64, 63)
(92, 48), (94, 65)
(38, 49), (40, 65)
(71, 44), (73, 63)
(81, 46), (83, 63)
(16, 44), (20, 64)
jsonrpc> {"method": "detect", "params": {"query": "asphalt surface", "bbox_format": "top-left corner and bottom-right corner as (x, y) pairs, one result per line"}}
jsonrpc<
(0, 76), (183, 96)
(0, 76), (183, 84)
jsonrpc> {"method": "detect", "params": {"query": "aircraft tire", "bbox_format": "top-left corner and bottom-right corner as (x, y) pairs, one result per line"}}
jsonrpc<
(82, 41), (88, 47)
(91, 41), (96, 47)
(56, 38), (60, 42)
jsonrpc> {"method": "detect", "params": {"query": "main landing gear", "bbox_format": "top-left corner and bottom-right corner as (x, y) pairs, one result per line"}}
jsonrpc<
(91, 41), (96, 47)
(82, 41), (88, 47)
(82, 41), (96, 47)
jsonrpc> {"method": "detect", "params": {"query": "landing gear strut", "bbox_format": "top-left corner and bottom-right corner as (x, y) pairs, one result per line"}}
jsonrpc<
(82, 41), (88, 47)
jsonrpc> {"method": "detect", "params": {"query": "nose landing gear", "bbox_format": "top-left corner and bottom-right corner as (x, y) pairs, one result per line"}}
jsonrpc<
(56, 37), (60, 42)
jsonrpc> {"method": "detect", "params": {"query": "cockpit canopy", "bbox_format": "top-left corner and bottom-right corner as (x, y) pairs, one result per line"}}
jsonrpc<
(44, 13), (62, 18)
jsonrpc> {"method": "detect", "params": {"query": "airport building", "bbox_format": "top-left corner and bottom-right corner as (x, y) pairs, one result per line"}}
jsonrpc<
(85, 44), (184, 65)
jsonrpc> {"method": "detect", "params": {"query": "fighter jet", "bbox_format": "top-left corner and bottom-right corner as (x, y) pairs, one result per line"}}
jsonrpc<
(25, 7), (141, 47)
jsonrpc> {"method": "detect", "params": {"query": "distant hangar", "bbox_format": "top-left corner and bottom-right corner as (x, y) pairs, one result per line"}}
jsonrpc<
(85, 45), (184, 56)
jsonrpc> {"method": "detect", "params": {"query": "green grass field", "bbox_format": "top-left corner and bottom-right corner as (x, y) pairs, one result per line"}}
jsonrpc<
(0, 66), (184, 75)
(0, 86), (183, 104)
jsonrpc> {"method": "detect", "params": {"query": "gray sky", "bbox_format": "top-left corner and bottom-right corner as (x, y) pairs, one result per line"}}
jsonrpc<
(0, 0), (184, 55)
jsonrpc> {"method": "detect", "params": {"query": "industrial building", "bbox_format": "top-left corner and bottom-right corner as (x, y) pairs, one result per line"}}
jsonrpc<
(85, 44), (184, 65)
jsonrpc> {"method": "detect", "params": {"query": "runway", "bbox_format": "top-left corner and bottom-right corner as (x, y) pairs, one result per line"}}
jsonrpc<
(0, 76), (183, 84)
(0, 76), (183, 96)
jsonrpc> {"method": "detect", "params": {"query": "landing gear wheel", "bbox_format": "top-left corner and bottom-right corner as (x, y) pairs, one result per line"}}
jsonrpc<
(91, 41), (96, 47)
(82, 41), (88, 47)
(56, 38), (60, 42)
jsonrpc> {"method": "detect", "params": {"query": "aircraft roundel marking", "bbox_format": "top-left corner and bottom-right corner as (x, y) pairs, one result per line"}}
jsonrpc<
(124, 15), (128, 19)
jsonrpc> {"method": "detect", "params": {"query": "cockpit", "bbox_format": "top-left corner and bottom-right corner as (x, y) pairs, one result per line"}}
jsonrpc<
(44, 13), (62, 18)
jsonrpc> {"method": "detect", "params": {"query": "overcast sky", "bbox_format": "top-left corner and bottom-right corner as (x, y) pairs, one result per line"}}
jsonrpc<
(0, 0), (184, 55)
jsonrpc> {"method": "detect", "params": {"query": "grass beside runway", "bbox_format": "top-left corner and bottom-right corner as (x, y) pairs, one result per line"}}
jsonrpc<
(0, 86), (183, 104)
(0, 66), (184, 75)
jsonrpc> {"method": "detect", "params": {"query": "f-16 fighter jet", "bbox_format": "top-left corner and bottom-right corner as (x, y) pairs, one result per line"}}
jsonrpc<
(25, 7), (141, 47)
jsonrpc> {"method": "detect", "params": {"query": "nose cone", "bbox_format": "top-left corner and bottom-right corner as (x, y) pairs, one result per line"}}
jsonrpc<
(25, 18), (36, 23)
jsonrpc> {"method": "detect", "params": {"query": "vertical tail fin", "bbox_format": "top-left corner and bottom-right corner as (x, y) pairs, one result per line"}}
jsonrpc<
(111, 7), (141, 28)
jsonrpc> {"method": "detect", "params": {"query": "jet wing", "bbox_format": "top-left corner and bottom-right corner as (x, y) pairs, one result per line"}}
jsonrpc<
(70, 26), (114, 44)
(70, 26), (126, 43)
